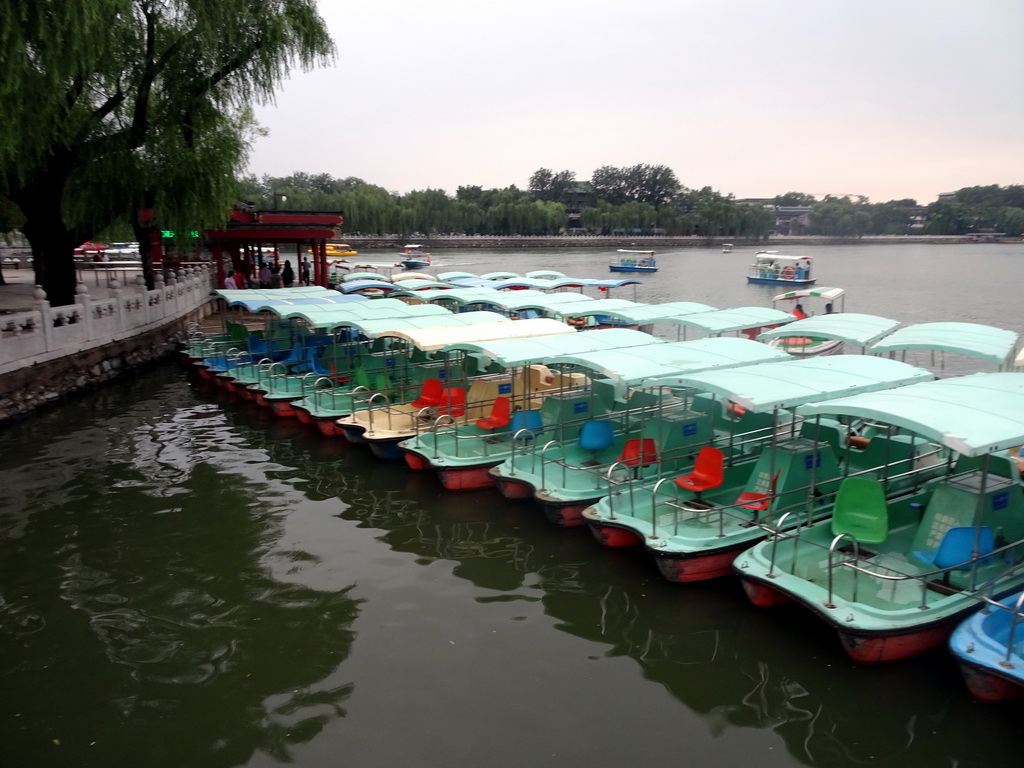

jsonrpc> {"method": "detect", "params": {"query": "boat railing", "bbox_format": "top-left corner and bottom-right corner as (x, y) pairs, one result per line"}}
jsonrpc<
(361, 392), (394, 435)
(823, 540), (1024, 611)
(765, 510), (814, 578)
(826, 533), (864, 605)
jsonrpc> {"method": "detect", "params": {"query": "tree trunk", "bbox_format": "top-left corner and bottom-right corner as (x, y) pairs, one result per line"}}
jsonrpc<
(12, 157), (83, 307)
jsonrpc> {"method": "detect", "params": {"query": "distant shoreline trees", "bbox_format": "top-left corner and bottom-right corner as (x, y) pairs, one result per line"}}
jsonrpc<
(241, 168), (1024, 241)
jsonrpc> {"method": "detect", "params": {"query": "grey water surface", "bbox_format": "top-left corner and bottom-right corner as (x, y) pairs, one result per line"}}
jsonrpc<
(2, 243), (1023, 768)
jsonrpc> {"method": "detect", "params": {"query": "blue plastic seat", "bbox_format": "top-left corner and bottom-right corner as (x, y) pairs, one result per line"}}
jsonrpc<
(913, 526), (995, 570)
(510, 410), (543, 438)
(578, 420), (615, 465)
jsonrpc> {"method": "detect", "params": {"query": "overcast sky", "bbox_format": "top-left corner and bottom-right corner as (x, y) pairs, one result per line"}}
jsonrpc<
(247, 0), (1024, 205)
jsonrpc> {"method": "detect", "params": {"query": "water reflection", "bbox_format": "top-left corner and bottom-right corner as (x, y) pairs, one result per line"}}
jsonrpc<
(4, 361), (1022, 768)
(0, 372), (361, 768)
(193, 369), (1023, 766)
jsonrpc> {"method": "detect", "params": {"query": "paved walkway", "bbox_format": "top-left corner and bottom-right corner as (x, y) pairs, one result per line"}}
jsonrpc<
(0, 263), (129, 312)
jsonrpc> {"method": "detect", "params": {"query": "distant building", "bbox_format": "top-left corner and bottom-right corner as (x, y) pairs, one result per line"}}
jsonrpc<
(565, 182), (594, 231)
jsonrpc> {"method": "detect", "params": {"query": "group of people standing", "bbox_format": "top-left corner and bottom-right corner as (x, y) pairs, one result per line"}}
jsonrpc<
(223, 256), (312, 290)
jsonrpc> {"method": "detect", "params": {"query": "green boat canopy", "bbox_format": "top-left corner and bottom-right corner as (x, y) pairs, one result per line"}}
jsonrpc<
(564, 300), (715, 323)
(656, 306), (798, 336)
(444, 328), (664, 367)
(214, 287), (337, 300)
(555, 298), (656, 319)
(868, 322), (1019, 366)
(757, 313), (901, 348)
(345, 311), (510, 339)
(340, 271), (390, 282)
(665, 355), (935, 413)
(801, 372), (1024, 457)
(436, 271), (479, 282)
(378, 317), (577, 351)
(393, 287), (501, 305)
(282, 302), (453, 329)
(546, 337), (790, 387)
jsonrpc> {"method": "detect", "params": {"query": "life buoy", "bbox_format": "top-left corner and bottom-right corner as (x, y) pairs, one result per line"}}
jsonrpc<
(781, 266), (796, 279)
(726, 402), (746, 418)
(638, 259), (650, 267)
(567, 316), (587, 327)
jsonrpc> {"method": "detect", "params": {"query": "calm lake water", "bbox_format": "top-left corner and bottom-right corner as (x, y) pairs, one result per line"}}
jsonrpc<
(2, 242), (1023, 768)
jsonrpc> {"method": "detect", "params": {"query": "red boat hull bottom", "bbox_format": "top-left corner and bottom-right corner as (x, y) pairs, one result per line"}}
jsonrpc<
(740, 577), (793, 608)
(653, 549), (740, 583)
(269, 400), (296, 419)
(588, 523), (643, 548)
(838, 624), (953, 664)
(492, 475), (534, 500)
(403, 452), (430, 470)
(958, 662), (1024, 703)
(295, 409), (313, 424)
(436, 466), (498, 491)
(540, 501), (587, 527)
(315, 419), (343, 436)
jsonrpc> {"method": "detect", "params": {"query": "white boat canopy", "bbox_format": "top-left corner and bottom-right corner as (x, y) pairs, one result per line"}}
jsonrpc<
(772, 286), (846, 303)
(442, 328), (664, 367)
(665, 356), (935, 413)
(378, 317), (576, 352)
(757, 313), (901, 349)
(545, 337), (790, 387)
(525, 270), (566, 279)
(868, 322), (1019, 367)
(800, 372), (1024, 457)
(214, 287), (337, 300)
(281, 302), (453, 329)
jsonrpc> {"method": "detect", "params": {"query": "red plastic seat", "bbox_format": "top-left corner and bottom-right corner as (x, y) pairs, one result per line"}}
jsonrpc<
(436, 387), (466, 418)
(410, 378), (443, 409)
(734, 469), (781, 514)
(620, 438), (658, 467)
(476, 397), (511, 430)
(674, 446), (725, 502)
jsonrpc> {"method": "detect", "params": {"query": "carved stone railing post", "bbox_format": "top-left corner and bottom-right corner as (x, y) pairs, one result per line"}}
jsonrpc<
(35, 285), (53, 350)
(75, 282), (93, 344)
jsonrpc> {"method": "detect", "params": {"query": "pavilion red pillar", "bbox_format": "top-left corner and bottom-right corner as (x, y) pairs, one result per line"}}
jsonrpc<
(319, 241), (328, 287)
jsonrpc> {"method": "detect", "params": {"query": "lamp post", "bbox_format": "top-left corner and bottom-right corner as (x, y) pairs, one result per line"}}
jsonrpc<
(273, 192), (287, 210)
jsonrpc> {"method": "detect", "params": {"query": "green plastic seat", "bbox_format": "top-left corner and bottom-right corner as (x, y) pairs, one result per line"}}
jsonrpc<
(831, 476), (889, 545)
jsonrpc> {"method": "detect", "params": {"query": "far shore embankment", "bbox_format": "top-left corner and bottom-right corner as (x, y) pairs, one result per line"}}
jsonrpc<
(339, 234), (1017, 250)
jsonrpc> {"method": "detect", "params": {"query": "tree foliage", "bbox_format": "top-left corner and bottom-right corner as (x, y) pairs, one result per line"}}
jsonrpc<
(0, 0), (334, 304)
(590, 164), (683, 208)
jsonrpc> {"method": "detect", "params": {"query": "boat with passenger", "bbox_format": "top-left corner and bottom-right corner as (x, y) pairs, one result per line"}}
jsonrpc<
(733, 372), (1024, 664)
(399, 244), (432, 269)
(610, 250), (657, 273)
(747, 252), (814, 286)
(759, 287), (848, 357)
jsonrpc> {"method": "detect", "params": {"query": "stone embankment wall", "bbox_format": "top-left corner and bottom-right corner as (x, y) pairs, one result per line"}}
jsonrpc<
(0, 267), (216, 425)
(0, 308), (206, 423)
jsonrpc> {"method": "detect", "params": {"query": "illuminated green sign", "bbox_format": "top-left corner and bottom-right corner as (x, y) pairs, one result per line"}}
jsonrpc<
(161, 230), (200, 238)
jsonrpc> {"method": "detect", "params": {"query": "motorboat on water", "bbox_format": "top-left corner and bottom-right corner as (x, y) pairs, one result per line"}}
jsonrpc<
(399, 244), (432, 269)
(733, 372), (1024, 664)
(747, 252), (815, 286)
(610, 249), (657, 273)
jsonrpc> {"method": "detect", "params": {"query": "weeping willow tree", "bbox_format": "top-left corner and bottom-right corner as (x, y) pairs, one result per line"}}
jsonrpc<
(0, 0), (334, 305)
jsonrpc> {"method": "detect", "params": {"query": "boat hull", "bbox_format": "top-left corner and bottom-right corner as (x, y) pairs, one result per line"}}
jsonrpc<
(747, 276), (816, 286)
(609, 266), (657, 273)
(586, 518), (644, 547)
(436, 464), (503, 491)
(652, 547), (746, 583)
(489, 470), (535, 500)
(956, 661), (1024, 703)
